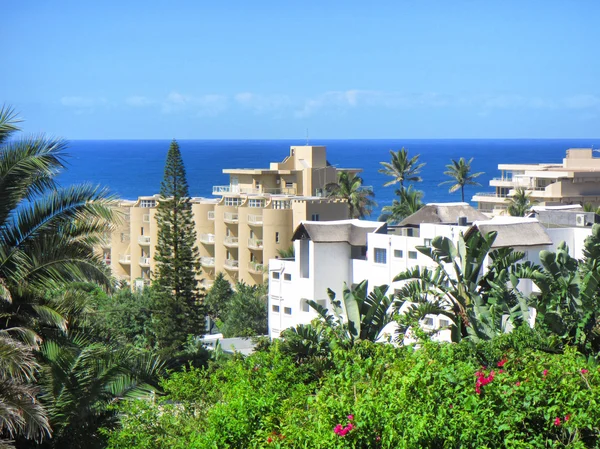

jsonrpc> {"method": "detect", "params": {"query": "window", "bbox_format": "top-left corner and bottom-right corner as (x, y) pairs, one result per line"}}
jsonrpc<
(248, 199), (265, 208)
(301, 299), (310, 312)
(439, 319), (450, 328)
(224, 197), (243, 206)
(311, 214), (320, 221)
(393, 249), (403, 258)
(284, 307), (292, 315)
(285, 181), (293, 188)
(272, 305), (280, 313)
(140, 227), (144, 235)
(374, 248), (387, 264)
(120, 233), (129, 243)
(424, 238), (432, 247)
(408, 251), (418, 260)
(275, 232), (280, 243)
(423, 317), (434, 326)
(284, 273), (292, 281)
(140, 200), (156, 208)
(272, 272), (280, 280)
(273, 200), (291, 210)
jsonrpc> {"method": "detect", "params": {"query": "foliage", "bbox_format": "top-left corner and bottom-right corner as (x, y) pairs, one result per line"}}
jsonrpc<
(439, 156), (484, 202)
(203, 272), (233, 324)
(378, 185), (424, 223)
(378, 148), (426, 187)
(0, 106), (116, 446)
(277, 244), (295, 259)
(395, 229), (532, 342)
(507, 187), (539, 217)
(105, 335), (600, 448)
(326, 171), (377, 219)
(151, 139), (205, 352)
(307, 280), (395, 348)
(220, 282), (268, 338)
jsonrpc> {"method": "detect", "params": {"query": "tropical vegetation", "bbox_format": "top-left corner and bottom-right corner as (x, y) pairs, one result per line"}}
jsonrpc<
(440, 156), (484, 202)
(326, 171), (376, 218)
(507, 187), (539, 216)
(378, 147), (426, 187)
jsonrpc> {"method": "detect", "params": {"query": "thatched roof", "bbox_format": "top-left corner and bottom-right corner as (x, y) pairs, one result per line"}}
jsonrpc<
(291, 219), (386, 246)
(399, 202), (488, 227)
(465, 217), (553, 248)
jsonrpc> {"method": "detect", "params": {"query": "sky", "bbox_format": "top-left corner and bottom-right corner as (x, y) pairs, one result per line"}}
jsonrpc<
(2, 1), (600, 139)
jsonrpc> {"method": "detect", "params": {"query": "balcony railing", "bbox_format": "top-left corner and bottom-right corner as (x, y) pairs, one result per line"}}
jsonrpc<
(248, 261), (264, 274)
(247, 214), (263, 225)
(213, 185), (297, 196)
(263, 187), (296, 195)
(224, 259), (239, 270)
(248, 238), (263, 250)
(119, 254), (131, 264)
(474, 192), (508, 198)
(142, 214), (150, 223)
(224, 236), (239, 247)
(139, 257), (151, 266)
(200, 256), (215, 267)
(199, 233), (215, 244)
(223, 212), (239, 223)
(207, 211), (215, 220)
(138, 236), (151, 245)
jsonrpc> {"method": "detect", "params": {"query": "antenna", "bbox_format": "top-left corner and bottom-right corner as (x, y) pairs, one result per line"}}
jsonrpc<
(306, 128), (309, 145)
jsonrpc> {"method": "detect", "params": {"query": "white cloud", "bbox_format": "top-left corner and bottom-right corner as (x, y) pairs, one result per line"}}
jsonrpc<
(234, 92), (291, 114)
(161, 91), (228, 116)
(60, 96), (107, 108)
(125, 96), (154, 107)
(563, 94), (600, 109)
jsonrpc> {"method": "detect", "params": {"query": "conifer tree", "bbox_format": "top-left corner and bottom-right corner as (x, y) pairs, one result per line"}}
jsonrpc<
(151, 139), (204, 351)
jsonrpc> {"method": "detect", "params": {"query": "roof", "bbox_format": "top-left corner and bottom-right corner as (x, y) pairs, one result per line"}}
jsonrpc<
(291, 219), (387, 246)
(399, 203), (489, 227)
(466, 217), (552, 248)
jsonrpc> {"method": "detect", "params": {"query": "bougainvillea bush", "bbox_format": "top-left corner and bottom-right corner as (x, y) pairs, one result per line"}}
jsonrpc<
(105, 330), (600, 448)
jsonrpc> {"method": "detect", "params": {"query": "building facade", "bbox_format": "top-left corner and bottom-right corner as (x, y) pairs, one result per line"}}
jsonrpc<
(99, 145), (356, 289)
(473, 149), (600, 215)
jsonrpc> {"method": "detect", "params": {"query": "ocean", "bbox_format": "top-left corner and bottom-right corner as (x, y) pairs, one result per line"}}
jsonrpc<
(58, 139), (600, 217)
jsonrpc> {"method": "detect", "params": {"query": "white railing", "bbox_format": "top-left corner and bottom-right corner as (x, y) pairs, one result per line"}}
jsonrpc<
(224, 236), (239, 246)
(223, 212), (239, 223)
(199, 233), (215, 244)
(247, 214), (263, 225)
(224, 259), (239, 270)
(200, 256), (215, 267)
(248, 261), (264, 273)
(263, 187), (296, 195)
(119, 254), (131, 264)
(142, 214), (150, 223)
(248, 238), (263, 249)
(207, 211), (215, 220)
(139, 257), (151, 266)
(474, 192), (507, 198)
(138, 236), (151, 245)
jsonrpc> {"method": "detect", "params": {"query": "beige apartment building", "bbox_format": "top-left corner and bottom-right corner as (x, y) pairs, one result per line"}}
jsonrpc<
(99, 145), (357, 289)
(472, 149), (600, 215)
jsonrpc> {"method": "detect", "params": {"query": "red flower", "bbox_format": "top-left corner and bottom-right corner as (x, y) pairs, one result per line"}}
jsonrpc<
(497, 359), (507, 367)
(565, 414), (571, 422)
(581, 369), (589, 374)
(347, 414), (354, 421)
(554, 417), (561, 426)
(543, 369), (548, 377)
(267, 437), (273, 443)
(515, 381), (521, 386)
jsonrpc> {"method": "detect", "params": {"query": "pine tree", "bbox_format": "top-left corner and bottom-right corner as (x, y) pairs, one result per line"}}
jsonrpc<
(151, 139), (204, 351)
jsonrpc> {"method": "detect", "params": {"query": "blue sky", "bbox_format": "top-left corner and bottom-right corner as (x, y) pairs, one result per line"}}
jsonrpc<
(3, 1), (599, 139)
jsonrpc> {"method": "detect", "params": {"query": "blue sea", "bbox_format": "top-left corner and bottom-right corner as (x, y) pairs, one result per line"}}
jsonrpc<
(58, 139), (600, 217)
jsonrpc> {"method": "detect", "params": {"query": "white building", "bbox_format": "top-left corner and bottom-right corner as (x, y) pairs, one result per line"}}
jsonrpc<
(268, 203), (593, 339)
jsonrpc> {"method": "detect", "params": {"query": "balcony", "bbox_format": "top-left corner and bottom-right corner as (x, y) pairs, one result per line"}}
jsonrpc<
(213, 185), (297, 196)
(248, 238), (263, 250)
(139, 257), (151, 267)
(199, 233), (215, 244)
(223, 212), (239, 223)
(247, 214), (263, 226)
(263, 187), (296, 195)
(224, 236), (239, 247)
(119, 254), (131, 264)
(207, 211), (215, 220)
(142, 214), (150, 223)
(138, 236), (151, 245)
(200, 256), (215, 268)
(248, 261), (264, 274)
(224, 259), (239, 271)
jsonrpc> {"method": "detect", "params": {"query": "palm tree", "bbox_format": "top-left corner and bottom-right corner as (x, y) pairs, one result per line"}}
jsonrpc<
(379, 186), (424, 223)
(0, 106), (117, 445)
(507, 188), (538, 217)
(439, 157), (484, 202)
(326, 171), (377, 219)
(379, 148), (426, 187)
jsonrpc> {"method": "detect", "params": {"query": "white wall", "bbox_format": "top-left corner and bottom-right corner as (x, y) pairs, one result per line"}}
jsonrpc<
(546, 227), (592, 259)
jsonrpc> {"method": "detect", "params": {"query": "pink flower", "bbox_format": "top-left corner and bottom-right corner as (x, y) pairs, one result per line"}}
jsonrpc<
(347, 414), (354, 421)
(554, 417), (561, 426)
(581, 369), (589, 374)
(497, 359), (507, 367)
(543, 369), (548, 377)
(565, 414), (571, 422)
(499, 369), (504, 374)
(376, 436), (381, 441)
(515, 381), (521, 386)
(334, 424), (343, 435)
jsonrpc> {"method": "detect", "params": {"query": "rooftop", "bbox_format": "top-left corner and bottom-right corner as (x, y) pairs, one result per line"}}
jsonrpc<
(467, 217), (553, 248)
(399, 203), (489, 227)
(292, 219), (386, 246)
